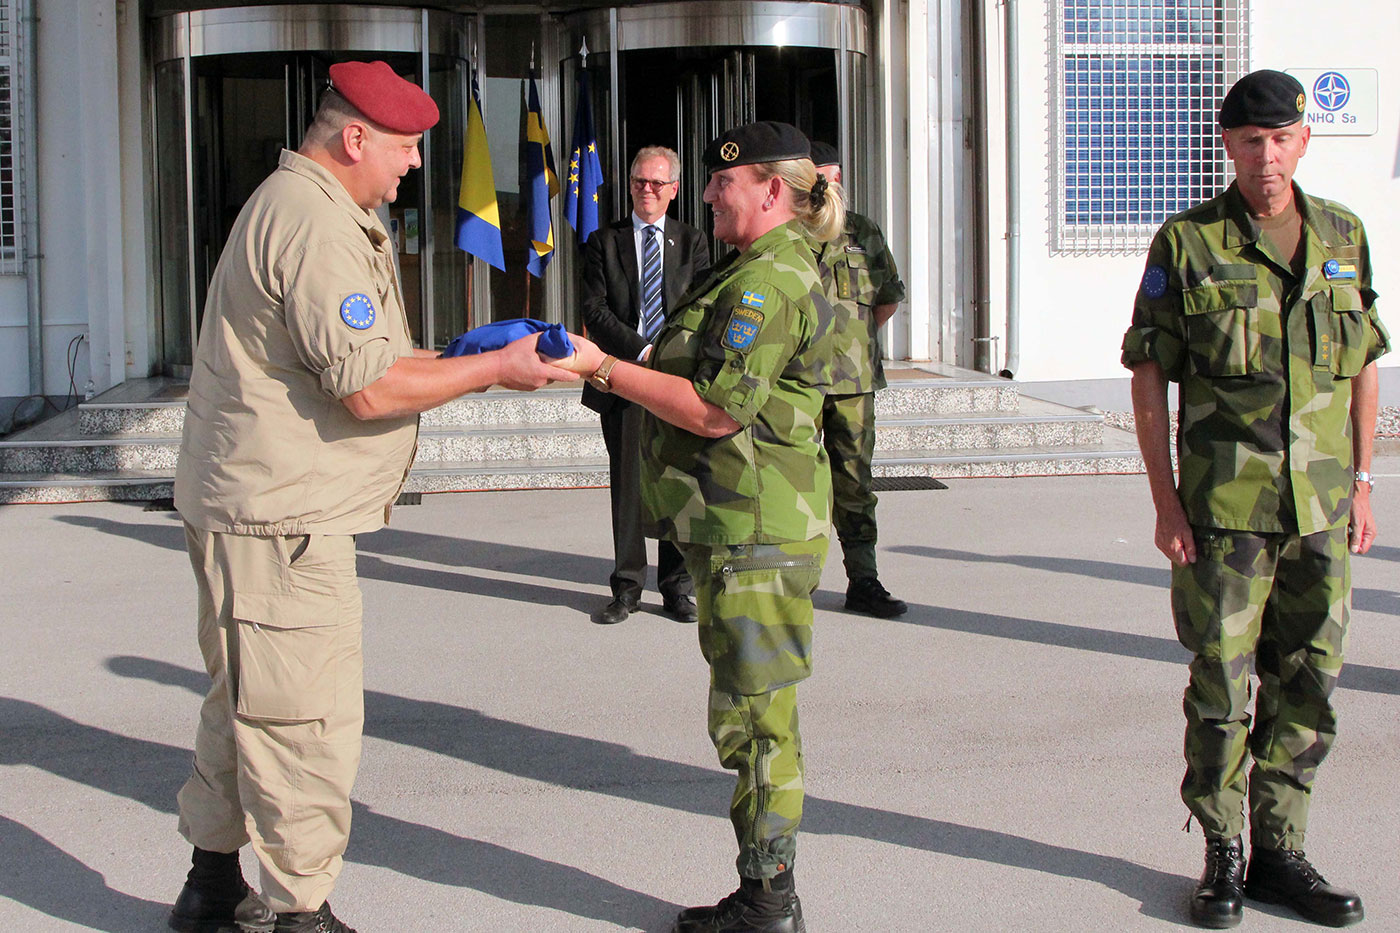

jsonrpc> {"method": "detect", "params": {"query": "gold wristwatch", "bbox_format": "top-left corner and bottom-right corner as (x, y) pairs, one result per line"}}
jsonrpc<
(588, 355), (619, 393)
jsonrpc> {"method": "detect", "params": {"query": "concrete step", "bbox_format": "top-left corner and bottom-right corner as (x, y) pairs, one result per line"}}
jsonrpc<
(0, 435), (1146, 504)
(871, 424), (1145, 479)
(875, 397), (1103, 450)
(0, 470), (175, 505)
(70, 365), (1022, 435)
(0, 366), (1145, 502)
(3, 399), (1102, 473)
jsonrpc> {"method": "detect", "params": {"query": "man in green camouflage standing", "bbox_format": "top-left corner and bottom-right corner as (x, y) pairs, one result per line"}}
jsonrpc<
(809, 141), (909, 617)
(1123, 70), (1388, 930)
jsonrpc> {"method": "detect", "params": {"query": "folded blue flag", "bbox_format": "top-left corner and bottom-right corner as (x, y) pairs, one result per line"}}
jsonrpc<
(441, 318), (575, 360)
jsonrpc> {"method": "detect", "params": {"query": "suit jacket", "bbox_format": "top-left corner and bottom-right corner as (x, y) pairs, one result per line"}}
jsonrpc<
(580, 216), (711, 414)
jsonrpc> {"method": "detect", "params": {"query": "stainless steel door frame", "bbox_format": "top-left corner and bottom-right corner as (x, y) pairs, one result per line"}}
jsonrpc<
(568, 1), (867, 56)
(153, 5), (456, 63)
(566, 1), (873, 218)
(152, 5), (464, 372)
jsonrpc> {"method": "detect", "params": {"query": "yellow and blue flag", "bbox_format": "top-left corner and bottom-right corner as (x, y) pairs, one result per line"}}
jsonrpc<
(523, 75), (558, 278)
(456, 70), (504, 271)
(564, 69), (603, 244)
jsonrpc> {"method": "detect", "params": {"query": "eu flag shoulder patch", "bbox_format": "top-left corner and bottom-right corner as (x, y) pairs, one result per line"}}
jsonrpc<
(723, 306), (764, 352)
(340, 293), (376, 330)
(1140, 265), (1168, 300)
(740, 290), (766, 309)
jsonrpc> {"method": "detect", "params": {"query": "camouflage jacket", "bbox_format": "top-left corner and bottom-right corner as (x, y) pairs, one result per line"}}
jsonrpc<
(641, 221), (837, 545)
(1122, 182), (1390, 535)
(815, 210), (906, 394)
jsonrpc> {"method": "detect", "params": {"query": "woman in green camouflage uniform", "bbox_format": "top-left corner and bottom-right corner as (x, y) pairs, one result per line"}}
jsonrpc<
(564, 122), (842, 933)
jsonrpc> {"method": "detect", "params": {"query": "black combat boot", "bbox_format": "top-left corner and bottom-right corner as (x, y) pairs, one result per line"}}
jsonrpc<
(673, 869), (804, 933)
(844, 577), (907, 618)
(1244, 846), (1364, 927)
(1189, 835), (1244, 928)
(274, 902), (358, 933)
(168, 847), (275, 933)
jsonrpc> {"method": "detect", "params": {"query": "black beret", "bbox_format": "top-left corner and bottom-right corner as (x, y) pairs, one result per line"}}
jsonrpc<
(1218, 69), (1306, 130)
(328, 60), (440, 134)
(703, 121), (810, 171)
(809, 141), (840, 167)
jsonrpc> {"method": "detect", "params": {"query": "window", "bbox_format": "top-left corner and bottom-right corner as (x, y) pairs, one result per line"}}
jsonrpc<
(0, 0), (22, 274)
(1051, 0), (1248, 254)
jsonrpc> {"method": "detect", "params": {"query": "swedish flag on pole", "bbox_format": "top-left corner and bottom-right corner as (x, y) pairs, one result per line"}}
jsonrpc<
(456, 67), (505, 271)
(523, 74), (558, 277)
(564, 67), (603, 244)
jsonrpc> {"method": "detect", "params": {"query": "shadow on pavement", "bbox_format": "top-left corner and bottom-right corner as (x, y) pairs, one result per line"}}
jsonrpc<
(55, 514), (605, 615)
(91, 658), (1187, 924)
(884, 547), (1400, 695)
(0, 815), (168, 932)
(0, 695), (676, 931)
(892, 544), (1400, 617)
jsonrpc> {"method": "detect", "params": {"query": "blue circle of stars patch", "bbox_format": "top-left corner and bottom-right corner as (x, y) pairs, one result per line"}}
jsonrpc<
(340, 293), (376, 330)
(1140, 265), (1168, 300)
(1323, 259), (1340, 277)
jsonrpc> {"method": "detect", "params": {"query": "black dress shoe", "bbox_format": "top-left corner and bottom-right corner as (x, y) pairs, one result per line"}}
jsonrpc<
(663, 593), (699, 623)
(844, 577), (908, 617)
(1244, 846), (1364, 927)
(168, 847), (275, 933)
(1189, 835), (1244, 929)
(592, 596), (636, 625)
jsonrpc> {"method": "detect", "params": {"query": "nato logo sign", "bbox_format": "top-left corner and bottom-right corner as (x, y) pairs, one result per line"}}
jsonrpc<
(1287, 69), (1377, 136)
(1312, 72), (1350, 112)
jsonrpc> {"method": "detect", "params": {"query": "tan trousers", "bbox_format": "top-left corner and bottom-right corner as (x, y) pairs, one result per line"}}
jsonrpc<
(177, 525), (364, 913)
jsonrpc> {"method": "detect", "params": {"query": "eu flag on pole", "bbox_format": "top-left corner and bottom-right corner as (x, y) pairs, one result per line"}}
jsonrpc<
(523, 75), (559, 278)
(456, 70), (505, 271)
(564, 69), (603, 244)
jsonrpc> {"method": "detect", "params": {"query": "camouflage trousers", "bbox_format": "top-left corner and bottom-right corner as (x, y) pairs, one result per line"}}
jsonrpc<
(1172, 526), (1350, 850)
(822, 392), (879, 580)
(679, 536), (828, 879)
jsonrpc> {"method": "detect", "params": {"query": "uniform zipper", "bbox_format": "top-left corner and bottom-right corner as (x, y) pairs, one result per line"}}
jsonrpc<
(719, 557), (813, 578)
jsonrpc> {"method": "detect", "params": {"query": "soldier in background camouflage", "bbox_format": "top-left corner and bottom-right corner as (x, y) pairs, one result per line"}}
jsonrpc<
(810, 141), (909, 617)
(560, 121), (842, 933)
(1123, 70), (1388, 930)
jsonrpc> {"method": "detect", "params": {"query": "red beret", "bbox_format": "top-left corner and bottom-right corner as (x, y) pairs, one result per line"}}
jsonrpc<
(328, 60), (439, 134)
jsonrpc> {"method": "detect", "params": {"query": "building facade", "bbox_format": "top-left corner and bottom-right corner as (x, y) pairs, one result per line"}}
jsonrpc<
(1, 0), (1395, 426)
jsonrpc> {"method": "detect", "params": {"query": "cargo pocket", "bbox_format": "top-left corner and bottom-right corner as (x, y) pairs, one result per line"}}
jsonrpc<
(702, 546), (824, 695)
(231, 535), (360, 723)
(1183, 282), (1260, 376)
(1315, 285), (1369, 378)
(231, 591), (354, 722)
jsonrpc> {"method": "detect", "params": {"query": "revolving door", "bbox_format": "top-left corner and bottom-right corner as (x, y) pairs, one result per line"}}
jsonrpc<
(152, 6), (471, 375)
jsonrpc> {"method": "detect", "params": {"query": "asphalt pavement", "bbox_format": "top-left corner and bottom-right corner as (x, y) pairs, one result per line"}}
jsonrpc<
(2, 459), (1398, 932)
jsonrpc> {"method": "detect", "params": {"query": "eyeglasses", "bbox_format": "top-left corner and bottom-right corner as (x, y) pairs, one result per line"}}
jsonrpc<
(630, 177), (677, 191)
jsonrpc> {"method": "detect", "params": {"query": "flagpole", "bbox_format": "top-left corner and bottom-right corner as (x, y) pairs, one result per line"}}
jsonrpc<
(526, 38), (537, 320)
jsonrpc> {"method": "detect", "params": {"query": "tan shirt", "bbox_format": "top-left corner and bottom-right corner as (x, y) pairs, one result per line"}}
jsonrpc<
(175, 149), (418, 536)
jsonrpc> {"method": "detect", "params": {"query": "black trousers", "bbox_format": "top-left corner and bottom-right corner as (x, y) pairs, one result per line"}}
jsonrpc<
(600, 402), (691, 603)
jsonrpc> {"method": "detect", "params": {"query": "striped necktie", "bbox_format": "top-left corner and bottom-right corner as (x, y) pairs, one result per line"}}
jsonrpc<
(639, 224), (664, 342)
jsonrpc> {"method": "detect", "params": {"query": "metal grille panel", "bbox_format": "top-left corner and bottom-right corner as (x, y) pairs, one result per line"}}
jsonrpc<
(0, 0), (21, 274)
(1051, 0), (1249, 254)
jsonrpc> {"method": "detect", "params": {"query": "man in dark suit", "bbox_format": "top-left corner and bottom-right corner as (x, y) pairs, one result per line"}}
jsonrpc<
(581, 145), (710, 625)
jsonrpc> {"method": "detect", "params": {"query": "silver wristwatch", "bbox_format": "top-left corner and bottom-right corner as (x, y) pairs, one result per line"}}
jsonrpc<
(1355, 471), (1375, 491)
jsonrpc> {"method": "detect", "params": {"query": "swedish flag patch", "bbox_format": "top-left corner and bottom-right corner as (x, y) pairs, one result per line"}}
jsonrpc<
(723, 306), (764, 352)
(740, 290), (766, 309)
